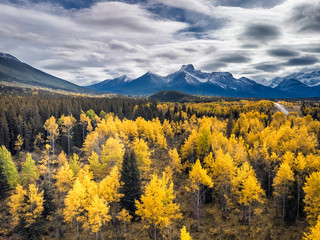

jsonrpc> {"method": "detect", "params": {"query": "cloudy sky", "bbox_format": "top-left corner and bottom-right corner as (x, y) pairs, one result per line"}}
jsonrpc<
(1, 0), (320, 85)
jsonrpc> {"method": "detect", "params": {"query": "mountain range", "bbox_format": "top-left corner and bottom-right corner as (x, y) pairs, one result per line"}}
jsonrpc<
(1, 52), (320, 98)
(88, 64), (320, 98)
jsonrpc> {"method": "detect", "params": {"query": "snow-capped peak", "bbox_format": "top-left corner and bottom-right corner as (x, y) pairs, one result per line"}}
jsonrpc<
(0, 52), (20, 62)
(118, 75), (132, 82)
(180, 64), (195, 72)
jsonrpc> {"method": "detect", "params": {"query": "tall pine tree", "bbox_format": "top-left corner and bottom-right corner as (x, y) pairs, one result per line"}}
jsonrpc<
(119, 149), (141, 220)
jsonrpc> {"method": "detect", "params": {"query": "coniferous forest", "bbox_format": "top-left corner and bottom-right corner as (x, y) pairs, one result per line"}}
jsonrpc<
(2, 91), (320, 239)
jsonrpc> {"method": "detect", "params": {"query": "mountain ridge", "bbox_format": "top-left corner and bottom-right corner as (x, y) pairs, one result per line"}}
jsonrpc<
(87, 63), (301, 98)
(0, 52), (94, 93)
(1, 52), (320, 98)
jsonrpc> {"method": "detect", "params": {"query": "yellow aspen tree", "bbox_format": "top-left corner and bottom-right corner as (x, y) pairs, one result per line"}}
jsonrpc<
(70, 153), (80, 176)
(98, 166), (123, 203)
(83, 131), (100, 155)
(197, 118), (212, 160)
(227, 135), (247, 166)
(303, 171), (320, 225)
(306, 154), (320, 172)
(163, 119), (174, 139)
(136, 172), (182, 239)
(59, 114), (76, 155)
(260, 143), (278, 197)
(64, 171), (110, 239)
(187, 159), (213, 231)
(239, 173), (264, 233)
(80, 112), (91, 140)
(168, 148), (183, 173)
(88, 151), (101, 179)
(21, 153), (38, 186)
(55, 161), (75, 194)
(304, 216), (320, 240)
(64, 178), (86, 240)
(232, 162), (264, 229)
(294, 152), (307, 219)
(43, 116), (59, 155)
(8, 184), (44, 227)
(86, 194), (110, 239)
(210, 149), (236, 216)
(8, 184), (26, 226)
(181, 129), (198, 162)
(273, 162), (294, 220)
(100, 137), (125, 174)
(24, 184), (44, 227)
(153, 118), (167, 150)
(58, 151), (67, 166)
(180, 226), (193, 240)
(133, 138), (151, 173)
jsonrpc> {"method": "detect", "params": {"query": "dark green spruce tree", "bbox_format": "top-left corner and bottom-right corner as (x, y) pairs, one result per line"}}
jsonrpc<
(119, 149), (141, 220)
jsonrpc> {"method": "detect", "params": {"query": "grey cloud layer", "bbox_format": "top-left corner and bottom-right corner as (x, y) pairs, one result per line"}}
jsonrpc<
(242, 24), (281, 42)
(0, 0), (320, 85)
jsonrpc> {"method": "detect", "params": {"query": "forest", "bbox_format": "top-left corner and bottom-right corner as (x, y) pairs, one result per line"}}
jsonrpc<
(1, 91), (320, 239)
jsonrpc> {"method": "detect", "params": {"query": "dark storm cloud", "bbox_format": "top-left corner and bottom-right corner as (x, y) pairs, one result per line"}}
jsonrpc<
(242, 23), (281, 42)
(255, 63), (281, 72)
(268, 48), (299, 57)
(285, 56), (318, 66)
(218, 54), (251, 63)
(214, 0), (285, 9)
(290, 3), (320, 33)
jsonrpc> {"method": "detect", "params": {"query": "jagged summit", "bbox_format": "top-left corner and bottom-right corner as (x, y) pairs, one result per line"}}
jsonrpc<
(180, 64), (195, 72)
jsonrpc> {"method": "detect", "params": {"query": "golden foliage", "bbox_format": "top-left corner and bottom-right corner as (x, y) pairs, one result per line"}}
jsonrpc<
(8, 184), (44, 227)
(136, 172), (182, 230)
(180, 226), (193, 240)
(304, 171), (320, 225)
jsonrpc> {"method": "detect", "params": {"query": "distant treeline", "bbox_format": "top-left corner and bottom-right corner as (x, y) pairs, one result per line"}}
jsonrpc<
(0, 88), (277, 155)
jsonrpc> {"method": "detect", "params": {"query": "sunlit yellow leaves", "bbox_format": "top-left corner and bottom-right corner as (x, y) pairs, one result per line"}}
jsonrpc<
(8, 184), (25, 226)
(64, 170), (111, 235)
(273, 162), (294, 198)
(304, 216), (320, 240)
(133, 138), (151, 173)
(9, 184), (43, 227)
(101, 137), (125, 173)
(303, 171), (320, 225)
(136, 172), (182, 231)
(85, 194), (111, 233)
(168, 148), (183, 173)
(180, 226), (193, 240)
(188, 159), (213, 191)
(239, 174), (264, 206)
(117, 209), (132, 223)
(99, 166), (123, 203)
(55, 161), (75, 194)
